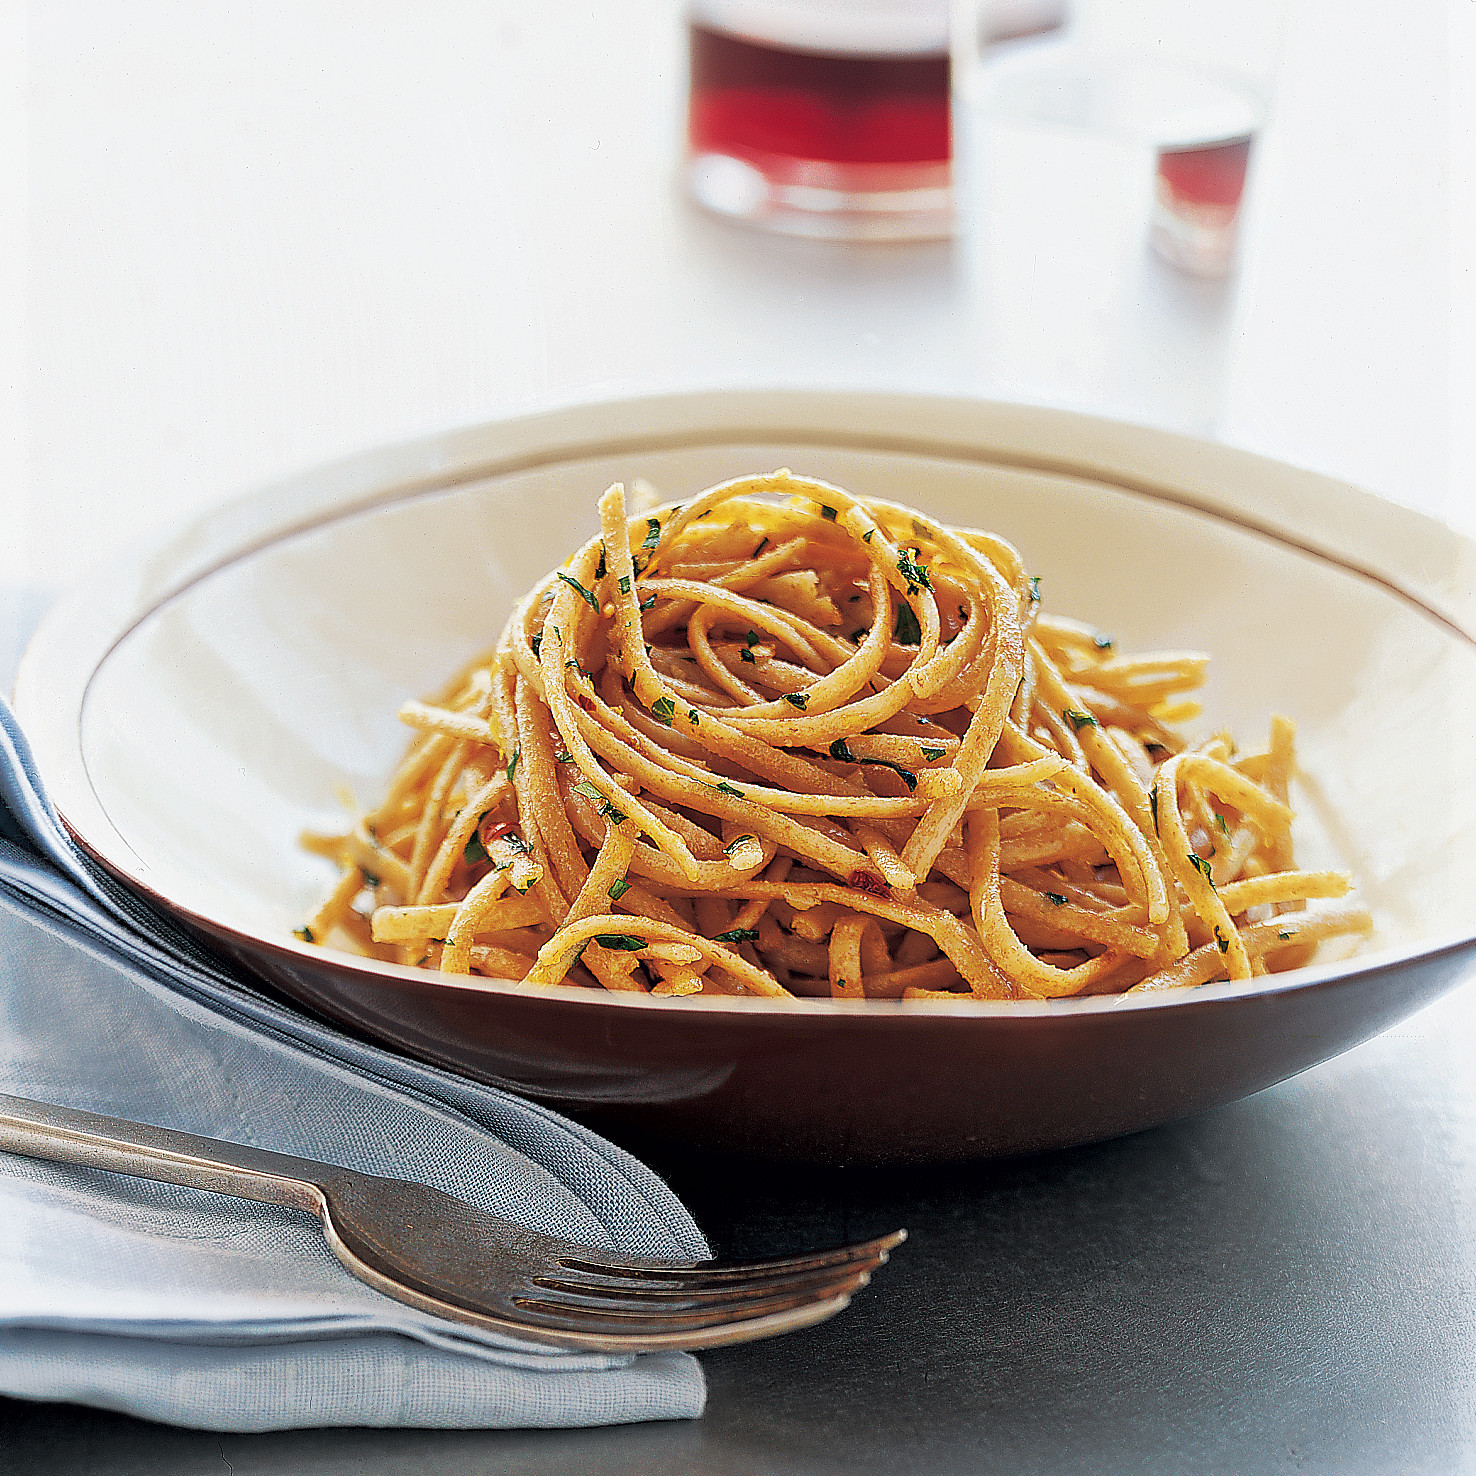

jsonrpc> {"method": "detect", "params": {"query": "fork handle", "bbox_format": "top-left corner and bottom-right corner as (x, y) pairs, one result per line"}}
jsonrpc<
(0, 1090), (330, 1215)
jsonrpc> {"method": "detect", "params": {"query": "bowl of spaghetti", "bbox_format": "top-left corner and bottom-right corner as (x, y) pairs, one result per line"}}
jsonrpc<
(17, 390), (1476, 1161)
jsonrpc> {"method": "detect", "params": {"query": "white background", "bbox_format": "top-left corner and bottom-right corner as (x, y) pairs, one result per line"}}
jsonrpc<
(1, 0), (1470, 604)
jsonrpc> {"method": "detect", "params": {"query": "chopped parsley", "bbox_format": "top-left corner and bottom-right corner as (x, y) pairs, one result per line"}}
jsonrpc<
(639, 594), (656, 612)
(650, 696), (676, 726)
(920, 745), (947, 762)
(555, 570), (599, 612)
(619, 574), (631, 595)
(1028, 575), (1042, 605)
(723, 834), (756, 856)
(463, 813), (496, 865)
(893, 600), (922, 646)
(862, 529), (874, 543)
(829, 738), (857, 763)
(753, 536), (769, 557)
(897, 549), (932, 593)
(530, 631), (542, 659)
(359, 868), (381, 889)
(555, 750), (572, 763)
(820, 504), (837, 521)
(608, 877), (631, 902)
(1214, 927), (1230, 954)
(642, 518), (661, 551)
(596, 542), (607, 579)
(715, 780), (744, 799)
(573, 779), (626, 825)
(1278, 929), (1295, 942)
(1094, 633), (1114, 651)
(1149, 785), (1160, 832)
(1063, 708), (1098, 732)
(860, 757), (917, 792)
(783, 692), (810, 711)
(594, 933), (647, 951)
(293, 925), (315, 943)
(506, 744), (521, 782)
(1215, 812), (1231, 838)
(1044, 893), (1068, 907)
(687, 709), (700, 725)
(1187, 853), (1216, 888)
(713, 927), (760, 943)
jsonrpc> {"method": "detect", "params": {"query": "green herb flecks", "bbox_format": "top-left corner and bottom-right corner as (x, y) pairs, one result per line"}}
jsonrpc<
(783, 692), (810, 711)
(893, 600), (921, 646)
(1093, 632), (1114, 651)
(1187, 853), (1216, 889)
(1063, 708), (1098, 733)
(293, 925), (315, 944)
(723, 834), (755, 856)
(712, 927), (760, 944)
(859, 757), (917, 792)
(1214, 927), (1230, 954)
(639, 594), (656, 612)
(618, 574), (631, 595)
(920, 745), (947, 762)
(506, 744), (521, 783)
(1028, 575), (1042, 605)
(829, 738), (857, 763)
(753, 537), (769, 558)
(608, 877), (631, 902)
(897, 549), (932, 594)
(572, 779), (626, 825)
(650, 696), (676, 726)
(1044, 893), (1068, 907)
(820, 504), (837, 521)
(716, 780), (744, 799)
(555, 571), (599, 612)
(594, 933), (647, 951)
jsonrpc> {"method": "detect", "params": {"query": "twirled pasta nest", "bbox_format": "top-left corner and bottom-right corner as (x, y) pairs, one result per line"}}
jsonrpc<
(302, 471), (1371, 1000)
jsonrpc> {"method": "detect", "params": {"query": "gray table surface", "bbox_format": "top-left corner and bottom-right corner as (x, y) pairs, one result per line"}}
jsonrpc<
(3, 975), (1472, 1476)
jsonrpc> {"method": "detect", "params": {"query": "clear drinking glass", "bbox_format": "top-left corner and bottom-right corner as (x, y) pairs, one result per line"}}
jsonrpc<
(954, 0), (1287, 429)
(685, 0), (954, 240)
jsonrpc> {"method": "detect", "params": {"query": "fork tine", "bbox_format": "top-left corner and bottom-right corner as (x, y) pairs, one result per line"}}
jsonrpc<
(509, 1277), (869, 1334)
(527, 1263), (879, 1317)
(534, 1250), (893, 1304)
(559, 1228), (907, 1283)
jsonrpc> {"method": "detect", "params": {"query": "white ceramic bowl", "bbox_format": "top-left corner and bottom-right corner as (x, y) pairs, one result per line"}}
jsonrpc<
(16, 391), (1476, 1162)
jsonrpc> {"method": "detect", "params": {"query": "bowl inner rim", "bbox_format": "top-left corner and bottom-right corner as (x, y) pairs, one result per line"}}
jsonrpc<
(21, 389), (1476, 1025)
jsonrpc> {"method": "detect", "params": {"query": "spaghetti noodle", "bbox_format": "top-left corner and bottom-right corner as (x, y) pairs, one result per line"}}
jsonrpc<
(300, 471), (1371, 1000)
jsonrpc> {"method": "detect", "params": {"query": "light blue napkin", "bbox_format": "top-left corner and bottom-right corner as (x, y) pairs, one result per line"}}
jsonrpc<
(0, 683), (709, 1432)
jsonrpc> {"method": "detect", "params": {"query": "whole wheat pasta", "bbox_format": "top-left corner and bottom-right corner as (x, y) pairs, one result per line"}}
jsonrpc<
(299, 471), (1370, 1000)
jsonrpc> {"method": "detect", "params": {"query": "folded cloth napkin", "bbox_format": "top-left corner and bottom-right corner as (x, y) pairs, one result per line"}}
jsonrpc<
(0, 692), (709, 1432)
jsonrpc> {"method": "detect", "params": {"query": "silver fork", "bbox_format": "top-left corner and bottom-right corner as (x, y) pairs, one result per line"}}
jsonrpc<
(0, 1091), (904, 1351)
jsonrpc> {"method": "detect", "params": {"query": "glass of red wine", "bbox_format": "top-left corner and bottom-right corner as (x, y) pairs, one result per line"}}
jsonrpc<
(685, 0), (952, 240)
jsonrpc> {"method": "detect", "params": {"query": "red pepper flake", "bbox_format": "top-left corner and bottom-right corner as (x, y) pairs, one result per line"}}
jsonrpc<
(848, 870), (891, 898)
(478, 814), (515, 850)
